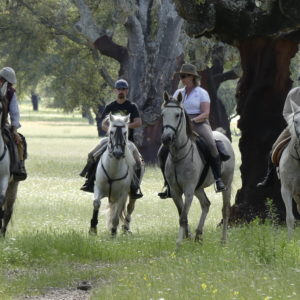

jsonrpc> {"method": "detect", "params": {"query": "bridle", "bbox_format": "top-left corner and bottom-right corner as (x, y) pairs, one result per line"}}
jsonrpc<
(108, 125), (127, 158)
(162, 103), (193, 163)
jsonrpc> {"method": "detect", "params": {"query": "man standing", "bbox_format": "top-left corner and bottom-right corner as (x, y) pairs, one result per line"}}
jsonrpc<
(80, 79), (144, 199)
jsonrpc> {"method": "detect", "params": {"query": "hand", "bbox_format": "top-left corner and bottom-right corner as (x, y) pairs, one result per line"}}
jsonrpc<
(11, 127), (22, 144)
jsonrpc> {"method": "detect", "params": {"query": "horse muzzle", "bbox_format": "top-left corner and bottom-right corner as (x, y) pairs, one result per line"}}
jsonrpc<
(161, 133), (175, 146)
(112, 148), (125, 159)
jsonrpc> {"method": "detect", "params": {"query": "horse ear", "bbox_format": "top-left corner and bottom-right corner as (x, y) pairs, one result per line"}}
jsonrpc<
(109, 112), (115, 122)
(0, 82), (7, 98)
(291, 100), (300, 113)
(124, 114), (130, 124)
(163, 91), (170, 104)
(177, 92), (183, 103)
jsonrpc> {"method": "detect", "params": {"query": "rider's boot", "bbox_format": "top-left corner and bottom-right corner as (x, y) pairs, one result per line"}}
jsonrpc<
(129, 166), (143, 199)
(210, 155), (227, 192)
(257, 156), (275, 188)
(13, 143), (27, 181)
(80, 157), (97, 193)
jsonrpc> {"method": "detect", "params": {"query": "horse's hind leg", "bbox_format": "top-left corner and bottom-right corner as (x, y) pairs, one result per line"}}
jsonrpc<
(110, 198), (127, 236)
(281, 186), (295, 239)
(221, 186), (231, 243)
(194, 189), (210, 242)
(122, 197), (136, 233)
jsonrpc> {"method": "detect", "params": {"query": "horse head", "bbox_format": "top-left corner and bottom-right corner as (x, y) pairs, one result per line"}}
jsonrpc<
(290, 100), (300, 140)
(161, 91), (185, 146)
(107, 113), (130, 159)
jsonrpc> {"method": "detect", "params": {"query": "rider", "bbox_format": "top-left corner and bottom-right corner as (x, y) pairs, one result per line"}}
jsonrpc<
(257, 86), (300, 187)
(80, 79), (144, 199)
(0, 67), (27, 181)
(158, 63), (226, 198)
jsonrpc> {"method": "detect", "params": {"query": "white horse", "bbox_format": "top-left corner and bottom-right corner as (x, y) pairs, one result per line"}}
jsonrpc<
(89, 113), (141, 236)
(278, 100), (300, 238)
(0, 84), (19, 237)
(161, 92), (235, 245)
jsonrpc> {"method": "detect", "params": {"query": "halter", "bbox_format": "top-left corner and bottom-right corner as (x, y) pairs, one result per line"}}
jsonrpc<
(108, 125), (127, 158)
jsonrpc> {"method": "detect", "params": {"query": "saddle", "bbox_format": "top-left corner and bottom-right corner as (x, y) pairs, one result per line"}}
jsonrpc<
(271, 136), (291, 166)
(194, 136), (230, 189)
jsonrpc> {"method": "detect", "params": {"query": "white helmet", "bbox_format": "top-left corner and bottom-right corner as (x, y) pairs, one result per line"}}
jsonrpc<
(0, 67), (17, 84)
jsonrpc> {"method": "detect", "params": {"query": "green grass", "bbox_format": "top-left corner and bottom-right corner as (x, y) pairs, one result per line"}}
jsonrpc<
(0, 102), (300, 299)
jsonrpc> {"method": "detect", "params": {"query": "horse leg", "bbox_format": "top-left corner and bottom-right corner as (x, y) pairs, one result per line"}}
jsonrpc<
(89, 187), (102, 234)
(221, 185), (231, 244)
(177, 190), (194, 246)
(281, 186), (294, 239)
(194, 189), (211, 242)
(110, 198), (127, 236)
(1, 182), (18, 237)
(122, 197), (136, 233)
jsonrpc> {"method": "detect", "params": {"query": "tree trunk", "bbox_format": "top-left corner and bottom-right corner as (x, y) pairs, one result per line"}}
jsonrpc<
(230, 37), (299, 222)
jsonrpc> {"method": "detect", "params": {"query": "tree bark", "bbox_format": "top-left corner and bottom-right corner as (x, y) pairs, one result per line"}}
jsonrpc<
(230, 37), (299, 222)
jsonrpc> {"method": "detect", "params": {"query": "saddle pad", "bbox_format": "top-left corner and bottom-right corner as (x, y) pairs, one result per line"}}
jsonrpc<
(271, 136), (291, 166)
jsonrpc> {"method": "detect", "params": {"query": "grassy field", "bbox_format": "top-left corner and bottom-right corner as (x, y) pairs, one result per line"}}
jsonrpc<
(0, 102), (300, 300)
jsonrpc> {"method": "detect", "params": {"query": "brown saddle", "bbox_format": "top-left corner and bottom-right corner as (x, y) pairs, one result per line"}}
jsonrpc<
(271, 136), (291, 166)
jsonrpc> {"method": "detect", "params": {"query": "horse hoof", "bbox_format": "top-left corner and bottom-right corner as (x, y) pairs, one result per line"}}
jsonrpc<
(122, 225), (132, 234)
(89, 227), (97, 235)
(194, 235), (203, 244)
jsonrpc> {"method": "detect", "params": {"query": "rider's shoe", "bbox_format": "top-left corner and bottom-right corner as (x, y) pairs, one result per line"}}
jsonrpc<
(257, 165), (275, 188)
(158, 187), (171, 199)
(215, 178), (227, 192)
(130, 187), (143, 199)
(13, 161), (27, 181)
(80, 179), (94, 193)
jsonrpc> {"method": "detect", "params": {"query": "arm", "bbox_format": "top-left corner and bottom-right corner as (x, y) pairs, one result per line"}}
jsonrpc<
(191, 102), (210, 123)
(9, 93), (21, 129)
(128, 117), (142, 129)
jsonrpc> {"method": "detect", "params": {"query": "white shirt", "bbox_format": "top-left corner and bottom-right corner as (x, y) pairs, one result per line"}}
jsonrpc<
(9, 92), (21, 128)
(173, 86), (210, 114)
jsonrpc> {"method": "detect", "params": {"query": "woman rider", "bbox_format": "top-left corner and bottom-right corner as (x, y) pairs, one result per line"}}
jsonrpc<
(158, 64), (226, 198)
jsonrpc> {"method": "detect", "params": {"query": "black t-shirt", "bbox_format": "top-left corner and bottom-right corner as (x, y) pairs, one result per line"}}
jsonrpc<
(101, 100), (140, 142)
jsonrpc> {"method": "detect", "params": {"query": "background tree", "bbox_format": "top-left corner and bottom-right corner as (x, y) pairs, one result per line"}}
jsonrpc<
(174, 0), (300, 221)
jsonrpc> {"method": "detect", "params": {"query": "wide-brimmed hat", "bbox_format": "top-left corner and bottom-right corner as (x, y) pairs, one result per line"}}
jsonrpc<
(175, 63), (200, 78)
(175, 64), (200, 77)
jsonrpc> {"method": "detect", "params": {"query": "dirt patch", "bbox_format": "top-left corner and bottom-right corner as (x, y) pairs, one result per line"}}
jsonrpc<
(16, 287), (90, 300)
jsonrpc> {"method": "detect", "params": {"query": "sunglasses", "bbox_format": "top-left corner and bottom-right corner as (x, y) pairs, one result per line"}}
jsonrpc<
(180, 74), (191, 79)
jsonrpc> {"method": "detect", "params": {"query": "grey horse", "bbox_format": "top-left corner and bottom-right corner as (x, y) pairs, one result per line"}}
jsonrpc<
(0, 85), (19, 237)
(89, 113), (144, 236)
(279, 100), (300, 238)
(161, 92), (235, 245)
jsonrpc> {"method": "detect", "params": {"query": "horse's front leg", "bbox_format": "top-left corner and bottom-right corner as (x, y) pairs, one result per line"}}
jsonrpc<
(194, 189), (211, 242)
(177, 189), (194, 246)
(89, 186), (103, 235)
(122, 196), (136, 233)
